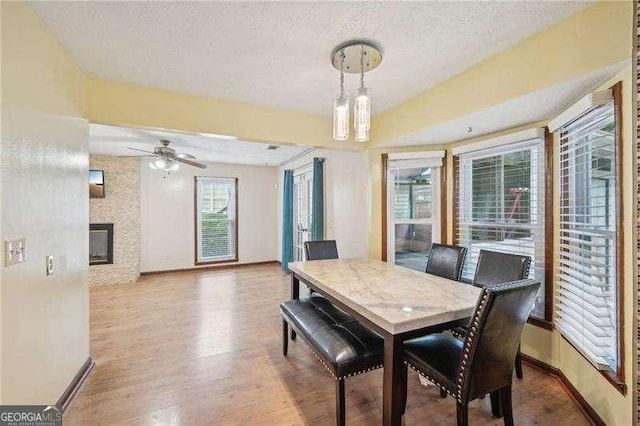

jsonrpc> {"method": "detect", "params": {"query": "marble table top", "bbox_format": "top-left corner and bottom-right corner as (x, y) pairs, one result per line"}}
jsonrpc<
(288, 258), (482, 335)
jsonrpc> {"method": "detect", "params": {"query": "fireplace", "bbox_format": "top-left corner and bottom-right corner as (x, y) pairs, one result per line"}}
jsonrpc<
(90, 223), (113, 265)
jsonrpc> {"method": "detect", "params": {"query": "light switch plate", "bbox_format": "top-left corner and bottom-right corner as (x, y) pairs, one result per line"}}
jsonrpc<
(46, 254), (55, 276)
(4, 238), (26, 267)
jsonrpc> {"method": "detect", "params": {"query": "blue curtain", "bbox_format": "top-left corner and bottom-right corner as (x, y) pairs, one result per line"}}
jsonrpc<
(281, 170), (294, 272)
(311, 158), (325, 241)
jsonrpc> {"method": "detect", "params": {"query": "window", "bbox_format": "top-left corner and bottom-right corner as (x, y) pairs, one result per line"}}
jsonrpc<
(195, 177), (238, 264)
(555, 97), (620, 373)
(385, 153), (443, 272)
(455, 137), (546, 319)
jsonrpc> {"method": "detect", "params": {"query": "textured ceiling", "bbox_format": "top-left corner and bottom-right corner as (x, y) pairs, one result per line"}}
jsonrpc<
(31, 1), (591, 117)
(89, 124), (311, 167)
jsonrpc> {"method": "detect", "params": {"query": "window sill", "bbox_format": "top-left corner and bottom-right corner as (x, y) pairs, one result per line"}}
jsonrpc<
(527, 316), (553, 330)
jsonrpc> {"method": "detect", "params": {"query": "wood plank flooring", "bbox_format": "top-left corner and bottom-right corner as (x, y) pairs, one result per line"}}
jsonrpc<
(64, 264), (590, 425)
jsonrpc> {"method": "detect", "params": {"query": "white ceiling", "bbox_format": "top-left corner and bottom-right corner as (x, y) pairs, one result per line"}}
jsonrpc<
(390, 61), (628, 147)
(31, 1), (592, 117)
(88, 124), (311, 167)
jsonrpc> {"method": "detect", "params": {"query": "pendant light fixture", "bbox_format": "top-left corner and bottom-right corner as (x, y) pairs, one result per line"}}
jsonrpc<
(333, 49), (349, 141)
(331, 41), (382, 142)
(354, 45), (371, 142)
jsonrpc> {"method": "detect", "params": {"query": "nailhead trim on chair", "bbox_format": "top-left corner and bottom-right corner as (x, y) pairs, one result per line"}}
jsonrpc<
(284, 319), (383, 380)
(404, 361), (457, 398)
(455, 288), (490, 403)
(456, 248), (468, 282)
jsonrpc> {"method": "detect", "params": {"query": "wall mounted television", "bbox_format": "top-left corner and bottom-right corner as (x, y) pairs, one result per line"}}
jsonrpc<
(89, 170), (105, 198)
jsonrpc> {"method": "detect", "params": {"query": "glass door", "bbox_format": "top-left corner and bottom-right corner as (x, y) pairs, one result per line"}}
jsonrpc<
(387, 160), (441, 271)
(293, 170), (313, 262)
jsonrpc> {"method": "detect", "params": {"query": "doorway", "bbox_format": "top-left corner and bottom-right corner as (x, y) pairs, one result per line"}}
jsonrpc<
(386, 156), (442, 271)
(293, 168), (313, 262)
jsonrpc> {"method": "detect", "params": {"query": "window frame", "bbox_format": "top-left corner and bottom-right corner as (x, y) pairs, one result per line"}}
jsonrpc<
(194, 176), (239, 265)
(381, 151), (447, 264)
(554, 82), (625, 393)
(452, 134), (552, 326)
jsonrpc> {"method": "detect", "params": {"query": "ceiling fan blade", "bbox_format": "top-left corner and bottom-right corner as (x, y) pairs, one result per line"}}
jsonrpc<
(176, 152), (196, 160)
(127, 147), (156, 154)
(175, 157), (207, 169)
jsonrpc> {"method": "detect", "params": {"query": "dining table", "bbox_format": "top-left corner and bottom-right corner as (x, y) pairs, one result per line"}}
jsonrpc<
(287, 257), (481, 426)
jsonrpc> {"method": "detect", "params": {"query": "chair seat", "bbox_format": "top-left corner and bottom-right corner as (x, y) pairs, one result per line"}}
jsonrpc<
(404, 333), (463, 391)
(280, 298), (384, 378)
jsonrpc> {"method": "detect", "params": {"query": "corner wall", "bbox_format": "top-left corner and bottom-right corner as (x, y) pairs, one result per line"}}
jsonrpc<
(1, 2), (89, 404)
(89, 156), (140, 285)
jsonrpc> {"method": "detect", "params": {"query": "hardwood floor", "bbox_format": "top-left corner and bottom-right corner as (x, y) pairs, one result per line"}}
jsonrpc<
(65, 264), (589, 425)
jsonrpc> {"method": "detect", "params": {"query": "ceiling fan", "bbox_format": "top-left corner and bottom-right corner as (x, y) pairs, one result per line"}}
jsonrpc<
(128, 139), (207, 171)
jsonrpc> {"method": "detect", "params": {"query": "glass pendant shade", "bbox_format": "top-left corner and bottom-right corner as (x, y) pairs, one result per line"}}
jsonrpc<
(355, 127), (369, 143)
(333, 93), (350, 141)
(354, 87), (370, 142)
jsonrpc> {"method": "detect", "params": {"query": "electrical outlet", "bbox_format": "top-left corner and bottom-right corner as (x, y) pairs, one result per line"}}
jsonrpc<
(46, 254), (55, 276)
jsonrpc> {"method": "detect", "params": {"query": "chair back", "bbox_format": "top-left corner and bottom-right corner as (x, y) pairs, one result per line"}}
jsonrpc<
(304, 240), (339, 261)
(472, 250), (531, 287)
(425, 243), (467, 281)
(457, 279), (540, 401)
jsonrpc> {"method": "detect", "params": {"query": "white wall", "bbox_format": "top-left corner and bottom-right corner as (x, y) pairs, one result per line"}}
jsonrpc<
(277, 149), (369, 261)
(140, 159), (278, 272)
(1, 2), (89, 404)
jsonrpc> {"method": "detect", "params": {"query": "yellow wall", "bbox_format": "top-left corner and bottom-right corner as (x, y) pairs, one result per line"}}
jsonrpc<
(85, 77), (364, 151)
(369, 1), (633, 149)
(1, 2), (90, 404)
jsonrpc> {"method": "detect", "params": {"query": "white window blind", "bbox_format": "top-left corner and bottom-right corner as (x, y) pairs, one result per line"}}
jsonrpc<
(195, 177), (237, 263)
(555, 102), (618, 371)
(456, 138), (546, 318)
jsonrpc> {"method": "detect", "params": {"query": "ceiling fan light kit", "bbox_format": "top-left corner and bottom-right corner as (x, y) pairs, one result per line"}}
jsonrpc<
(331, 41), (381, 143)
(128, 139), (207, 176)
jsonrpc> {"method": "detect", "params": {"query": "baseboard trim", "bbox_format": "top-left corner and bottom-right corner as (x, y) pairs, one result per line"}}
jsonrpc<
(57, 357), (94, 413)
(521, 354), (605, 426)
(140, 260), (279, 276)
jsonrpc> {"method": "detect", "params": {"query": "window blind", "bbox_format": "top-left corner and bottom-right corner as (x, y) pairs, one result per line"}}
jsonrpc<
(196, 177), (237, 262)
(456, 138), (546, 318)
(555, 102), (618, 371)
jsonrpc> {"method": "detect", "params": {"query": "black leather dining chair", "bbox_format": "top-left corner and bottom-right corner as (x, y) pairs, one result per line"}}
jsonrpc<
(402, 279), (541, 426)
(471, 250), (531, 380)
(472, 249), (531, 288)
(425, 243), (468, 281)
(288, 240), (341, 342)
(305, 239), (339, 261)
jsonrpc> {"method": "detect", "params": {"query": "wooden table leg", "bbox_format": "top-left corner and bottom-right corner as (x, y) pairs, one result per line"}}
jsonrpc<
(383, 333), (405, 426)
(291, 273), (300, 300)
(290, 274), (300, 340)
